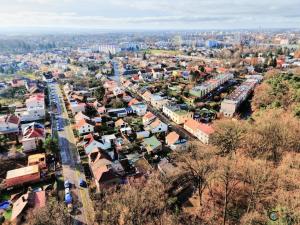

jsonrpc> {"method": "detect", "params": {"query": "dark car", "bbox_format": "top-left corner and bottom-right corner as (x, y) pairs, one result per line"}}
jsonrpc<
(79, 179), (87, 188)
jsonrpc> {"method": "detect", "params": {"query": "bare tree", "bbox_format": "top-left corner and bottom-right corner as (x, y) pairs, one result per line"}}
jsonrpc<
(175, 142), (216, 207)
(94, 173), (173, 225)
(213, 157), (241, 225)
(211, 120), (245, 156)
(26, 198), (71, 225)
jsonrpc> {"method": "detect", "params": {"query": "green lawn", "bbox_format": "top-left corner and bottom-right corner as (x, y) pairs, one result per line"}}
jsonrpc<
(147, 49), (182, 56)
(3, 209), (12, 221)
(0, 193), (12, 221)
(16, 71), (37, 80)
(0, 97), (22, 106)
(0, 72), (38, 82)
(0, 193), (10, 201)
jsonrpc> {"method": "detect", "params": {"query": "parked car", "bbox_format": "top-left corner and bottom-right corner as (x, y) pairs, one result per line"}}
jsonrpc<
(64, 180), (71, 188)
(57, 127), (64, 131)
(79, 179), (86, 188)
(65, 188), (70, 194)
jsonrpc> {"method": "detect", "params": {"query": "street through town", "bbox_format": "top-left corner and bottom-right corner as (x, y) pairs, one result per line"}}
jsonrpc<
(49, 83), (94, 225)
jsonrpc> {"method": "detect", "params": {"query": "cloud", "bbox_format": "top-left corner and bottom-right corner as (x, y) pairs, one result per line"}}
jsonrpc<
(15, 0), (73, 4)
(0, 0), (299, 29)
(0, 12), (235, 27)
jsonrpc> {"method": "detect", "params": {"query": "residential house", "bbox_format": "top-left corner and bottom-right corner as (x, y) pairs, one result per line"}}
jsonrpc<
(74, 111), (90, 123)
(0, 114), (20, 134)
(28, 153), (47, 170)
(103, 80), (118, 91)
(128, 98), (139, 106)
(220, 79), (259, 117)
(26, 93), (45, 114)
(165, 131), (187, 150)
(136, 130), (150, 139)
(142, 136), (162, 154)
(146, 118), (168, 134)
(75, 119), (94, 135)
(17, 94), (45, 122)
(5, 165), (40, 188)
(142, 91), (153, 102)
(131, 102), (148, 116)
(142, 111), (156, 126)
(88, 150), (121, 191)
(151, 95), (170, 110)
(184, 119), (214, 144)
(123, 80), (133, 89)
(107, 108), (127, 118)
(189, 73), (233, 98)
(123, 94), (132, 103)
(69, 101), (86, 115)
(11, 190), (46, 222)
(163, 105), (194, 125)
(115, 119), (127, 128)
(112, 86), (125, 96)
(22, 122), (45, 152)
(65, 91), (87, 115)
(11, 79), (25, 88)
(83, 134), (111, 154)
(11, 193), (30, 222)
(101, 134), (117, 146)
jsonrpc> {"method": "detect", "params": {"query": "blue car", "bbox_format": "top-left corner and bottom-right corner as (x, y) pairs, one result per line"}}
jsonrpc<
(79, 179), (86, 188)
(65, 193), (72, 204)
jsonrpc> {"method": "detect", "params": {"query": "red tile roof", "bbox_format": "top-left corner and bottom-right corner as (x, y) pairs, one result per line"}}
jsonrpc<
(142, 91), (152, 99)
(184, 119), (214, 135)
(23, 128), (44, 138)
(23, 123), (45, 139)
(84, 133), (95, 147)
(184, 119), (200, 131)
(128, 98), (140, 106)
(0, 114), (20, 125)
(7, 115), (20, 124)
(166, 131), (179, 145)
(205, 67), (213, 73)
(149, 118), (162, 129)
(26, 93), (44, 103)
(143, 111), (155, 120)
(198, 123), (214, 135)
(75, 118), (90, 129)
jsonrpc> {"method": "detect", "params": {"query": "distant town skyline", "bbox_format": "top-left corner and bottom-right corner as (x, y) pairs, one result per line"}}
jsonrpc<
(0, 0), (299, 31)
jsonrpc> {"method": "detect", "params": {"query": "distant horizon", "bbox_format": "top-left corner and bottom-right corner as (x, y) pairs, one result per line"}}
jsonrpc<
(0, 0), (299, 33)
(0, 26), (299, 36)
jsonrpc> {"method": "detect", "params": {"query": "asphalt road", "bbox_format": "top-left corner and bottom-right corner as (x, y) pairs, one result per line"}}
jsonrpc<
(112, 60), (120, 84)
(48, 83), (94, 225)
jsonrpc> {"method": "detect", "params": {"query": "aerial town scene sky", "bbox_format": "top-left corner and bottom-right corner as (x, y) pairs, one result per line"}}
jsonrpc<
(0, 1), (300, 225)
(0, 0), (300, 30)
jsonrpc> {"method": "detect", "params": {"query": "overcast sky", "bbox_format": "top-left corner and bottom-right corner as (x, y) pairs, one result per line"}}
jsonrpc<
(0, 0), (299, 30)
